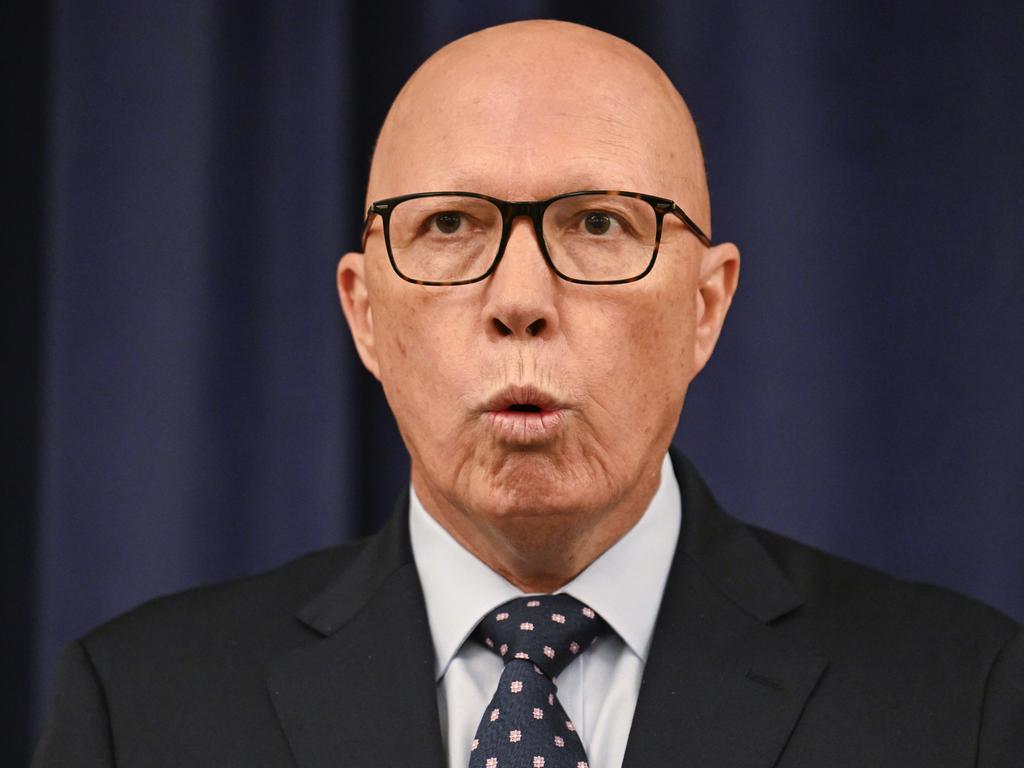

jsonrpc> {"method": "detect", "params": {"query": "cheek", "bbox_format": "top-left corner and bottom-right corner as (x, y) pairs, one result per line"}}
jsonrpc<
(649, 293), (697, 380)
(378, 312), (434, 403)
(373, 290), (475, 429)
(578, 289), (696, 417)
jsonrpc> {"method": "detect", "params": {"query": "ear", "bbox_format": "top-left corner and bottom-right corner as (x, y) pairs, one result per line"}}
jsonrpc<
(692, 241), (740, 374)
(337, 251), (381, 380)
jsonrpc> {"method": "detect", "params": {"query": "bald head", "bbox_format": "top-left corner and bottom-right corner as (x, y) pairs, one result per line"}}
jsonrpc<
(368, 20), (711, 231)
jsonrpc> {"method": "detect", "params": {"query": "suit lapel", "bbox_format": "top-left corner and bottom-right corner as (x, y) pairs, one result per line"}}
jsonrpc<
(266, 499), (446, 768)
(622, 452), (828, 767)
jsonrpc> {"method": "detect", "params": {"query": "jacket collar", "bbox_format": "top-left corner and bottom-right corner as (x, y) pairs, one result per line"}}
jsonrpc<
(673, 448), (803, 623)
(294, 495), (416, 637)
(266, 493), (446, 768)
(621, 449), (828, 767)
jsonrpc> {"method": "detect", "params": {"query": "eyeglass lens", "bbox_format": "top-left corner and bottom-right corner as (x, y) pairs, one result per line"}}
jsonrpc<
(386, 194), (658, 283)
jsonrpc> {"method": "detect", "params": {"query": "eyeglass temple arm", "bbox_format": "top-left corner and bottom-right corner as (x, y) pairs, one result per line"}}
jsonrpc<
(668, 203), (712, 247)
(360, 206), (381, 251)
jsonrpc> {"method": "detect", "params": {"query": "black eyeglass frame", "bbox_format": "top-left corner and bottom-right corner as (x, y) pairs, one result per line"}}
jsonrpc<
(360, 189), (712, 286)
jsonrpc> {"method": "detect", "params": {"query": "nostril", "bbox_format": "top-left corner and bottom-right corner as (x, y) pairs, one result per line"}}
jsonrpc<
(526, 318), (546, 337)
(492, 318), (513, 336)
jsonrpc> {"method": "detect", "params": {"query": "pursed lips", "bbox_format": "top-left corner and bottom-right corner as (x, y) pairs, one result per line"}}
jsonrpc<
(482, 384), (569, 443)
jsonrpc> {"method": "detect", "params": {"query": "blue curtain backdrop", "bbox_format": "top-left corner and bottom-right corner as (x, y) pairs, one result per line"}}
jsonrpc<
(17, 0), (1023, 756)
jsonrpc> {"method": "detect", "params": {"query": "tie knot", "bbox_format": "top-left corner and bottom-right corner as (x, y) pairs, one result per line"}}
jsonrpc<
(473, 594), (608, 679)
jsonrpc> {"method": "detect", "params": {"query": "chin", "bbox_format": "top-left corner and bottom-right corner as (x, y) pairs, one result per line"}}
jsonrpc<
(479, 491), (584, 522)
(469, 455), (610, 522)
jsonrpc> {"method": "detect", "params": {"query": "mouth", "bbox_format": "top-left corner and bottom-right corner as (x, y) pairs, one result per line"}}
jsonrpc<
(507, 403), (542, 413)
(482, 385), (569, 444)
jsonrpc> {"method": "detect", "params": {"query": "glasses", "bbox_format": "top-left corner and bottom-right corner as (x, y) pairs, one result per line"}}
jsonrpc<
(360, 190), (711, 286)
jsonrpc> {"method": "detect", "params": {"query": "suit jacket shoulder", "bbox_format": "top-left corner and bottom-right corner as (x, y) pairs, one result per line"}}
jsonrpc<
(34, 544), (361, 767)
(83, 541), (358, 658)
(748, 521), (1019, 652)
(749, 525), (1023, 767)
(32, 502), (443, 768)
(629, 452), (1022, 768)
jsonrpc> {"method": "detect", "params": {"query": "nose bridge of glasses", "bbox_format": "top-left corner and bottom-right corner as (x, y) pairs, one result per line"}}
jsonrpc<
(494, 199), (551, 261)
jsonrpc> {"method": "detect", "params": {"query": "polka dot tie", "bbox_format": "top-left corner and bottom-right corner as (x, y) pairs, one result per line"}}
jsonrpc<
(467, 594), (609, 768)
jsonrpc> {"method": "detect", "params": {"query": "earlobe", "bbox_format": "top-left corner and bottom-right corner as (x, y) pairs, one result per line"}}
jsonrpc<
(337, 251), (381, 380)
(693, 242), (740, 373)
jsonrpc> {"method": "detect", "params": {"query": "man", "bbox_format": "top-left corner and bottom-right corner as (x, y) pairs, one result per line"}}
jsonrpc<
(34, 19), (1021, 768)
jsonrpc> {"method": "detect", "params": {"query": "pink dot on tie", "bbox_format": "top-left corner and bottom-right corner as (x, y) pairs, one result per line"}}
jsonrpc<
(543, 645), (555, 658)
(515, 651), (530, 660)
(548, 693), (554, 705)
(533, 758), (545, 767)
(566, 720), (575, 731)
(520, 622), (534, 630)
(485, 637), (494, 648)
(490, 708), (500, 722)
(486, 759), (497, 768)
(471, 739), (479, 751)
(500, 644), (508, 656)
(582, 607), (595, 619)
(551, 613), (565, 624)
(533, 707), (544, 719)
(509, 729), (521, 743)
(577, 763), (589, 768)
(496, 612), (509, 621)
(569, 641), (580, 654)
(510, 680), (523, 693)
(527, 599), (541, 607)
(554, 735), (565, 747)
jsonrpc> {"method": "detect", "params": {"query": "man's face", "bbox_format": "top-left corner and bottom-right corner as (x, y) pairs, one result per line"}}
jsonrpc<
(340, 25), (737, 565)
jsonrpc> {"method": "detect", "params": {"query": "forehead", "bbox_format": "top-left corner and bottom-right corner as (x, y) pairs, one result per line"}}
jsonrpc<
(372, 49), (687, 203)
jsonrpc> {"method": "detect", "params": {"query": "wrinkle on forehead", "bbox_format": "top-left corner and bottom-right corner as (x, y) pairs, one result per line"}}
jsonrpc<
(368, 20), (710, 230)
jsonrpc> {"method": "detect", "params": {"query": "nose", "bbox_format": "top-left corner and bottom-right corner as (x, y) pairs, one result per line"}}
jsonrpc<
(481, 217), (560, 340)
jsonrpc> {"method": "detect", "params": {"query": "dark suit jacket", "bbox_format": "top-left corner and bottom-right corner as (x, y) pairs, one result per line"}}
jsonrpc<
(33, 452), (1023, 766)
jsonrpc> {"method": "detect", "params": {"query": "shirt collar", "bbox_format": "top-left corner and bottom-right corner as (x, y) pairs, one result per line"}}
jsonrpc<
(409, 453), (682, 682)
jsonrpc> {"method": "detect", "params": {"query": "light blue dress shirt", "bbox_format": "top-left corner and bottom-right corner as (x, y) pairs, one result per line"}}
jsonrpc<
(409, 453), (682, 768)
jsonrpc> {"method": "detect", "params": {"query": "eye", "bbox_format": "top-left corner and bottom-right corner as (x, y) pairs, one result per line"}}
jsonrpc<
(584, 212), (612, 235)
(431, 211), (462, 234)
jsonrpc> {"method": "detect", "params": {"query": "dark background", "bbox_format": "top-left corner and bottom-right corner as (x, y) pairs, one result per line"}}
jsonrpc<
(5, 1), (1022, 762)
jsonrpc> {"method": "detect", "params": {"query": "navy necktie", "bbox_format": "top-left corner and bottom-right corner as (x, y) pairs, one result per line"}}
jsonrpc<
(468, 594), (609, 768)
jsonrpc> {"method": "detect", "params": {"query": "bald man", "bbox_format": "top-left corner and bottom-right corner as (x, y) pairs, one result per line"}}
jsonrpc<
(34, 20), (1022, 768)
